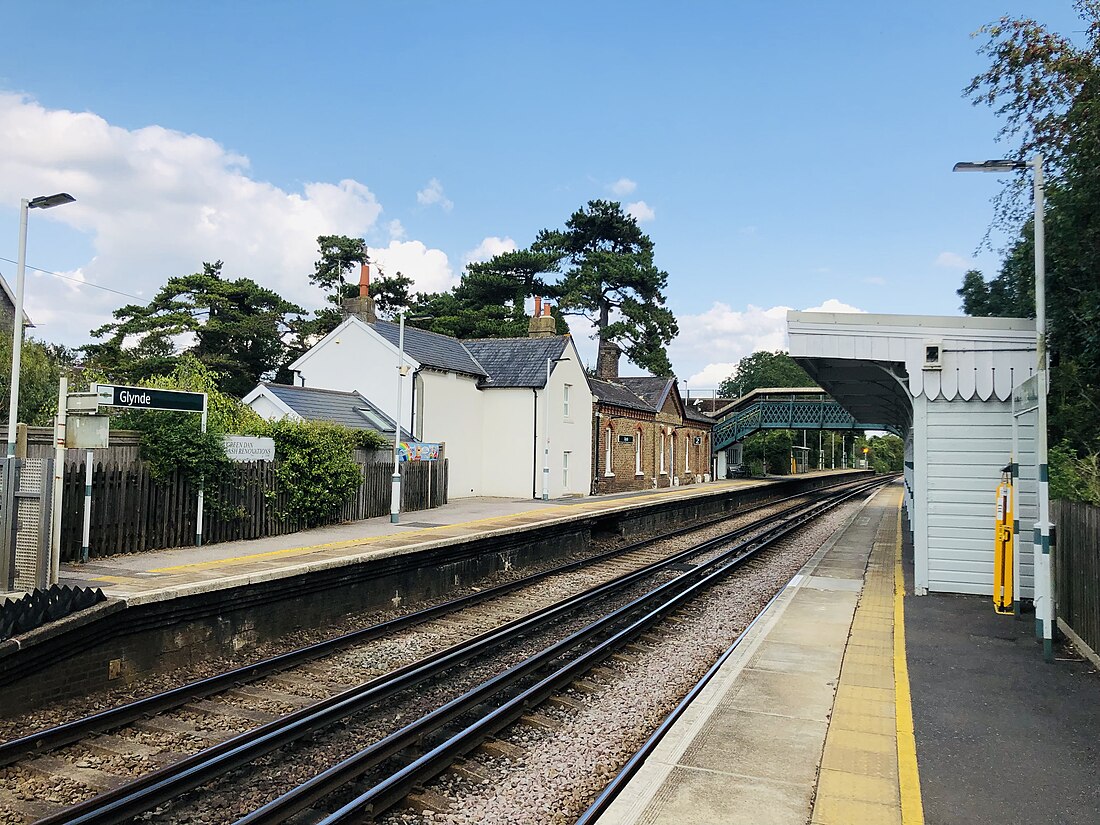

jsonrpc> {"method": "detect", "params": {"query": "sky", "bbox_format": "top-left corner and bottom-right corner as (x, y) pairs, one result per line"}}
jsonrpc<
(0, 1), (1083, 392)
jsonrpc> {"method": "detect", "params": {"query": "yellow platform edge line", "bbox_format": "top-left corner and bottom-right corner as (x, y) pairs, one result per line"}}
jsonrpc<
(893, 496), (925, 825)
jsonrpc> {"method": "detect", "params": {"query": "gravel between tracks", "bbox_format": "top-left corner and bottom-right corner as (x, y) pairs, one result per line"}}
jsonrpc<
(382, 499), (864, 825)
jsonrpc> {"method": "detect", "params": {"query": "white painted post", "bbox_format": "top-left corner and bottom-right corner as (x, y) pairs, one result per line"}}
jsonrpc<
(196, 395), (207, 545)
(1030, 153), (1055, 661)
(391, 311), (406, 523)
(81, 449), (92, 563)
(542, 356), (551, 501)
(48, 375), (67, 585)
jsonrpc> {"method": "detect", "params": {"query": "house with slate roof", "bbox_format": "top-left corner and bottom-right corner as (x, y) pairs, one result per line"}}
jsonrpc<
(280, 293), (592, 499)
(590, 376), (715, 494)
(242, 383), (409, 441)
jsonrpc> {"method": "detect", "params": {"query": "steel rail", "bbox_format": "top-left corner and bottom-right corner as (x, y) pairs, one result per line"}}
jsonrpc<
(242, 478), (891, 825)
(1, 479), (839, 767)
(33, 481), (872, 825)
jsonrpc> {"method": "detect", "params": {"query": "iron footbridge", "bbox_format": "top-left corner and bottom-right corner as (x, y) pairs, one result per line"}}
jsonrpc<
(711, 389), (900, 452)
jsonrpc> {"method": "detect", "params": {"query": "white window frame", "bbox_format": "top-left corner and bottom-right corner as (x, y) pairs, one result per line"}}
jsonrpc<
(562, 450), (570, 488)
(604, 426), (614, 477)
(635, 429), (643, 476)
(659, 431), (667, 475)
(563, 383), (571, 419)
(685, 430), (691, 473)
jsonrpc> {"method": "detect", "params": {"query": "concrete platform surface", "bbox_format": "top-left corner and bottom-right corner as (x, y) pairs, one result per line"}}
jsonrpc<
(595, 480), (910, 825)
(59, 472), (858, 606)
(593, 479), (1100, 825)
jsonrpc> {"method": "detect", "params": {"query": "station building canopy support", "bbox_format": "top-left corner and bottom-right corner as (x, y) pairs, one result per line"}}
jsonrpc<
(787, 311), (1037, 600)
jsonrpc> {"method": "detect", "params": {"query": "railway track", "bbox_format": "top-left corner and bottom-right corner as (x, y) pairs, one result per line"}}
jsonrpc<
(0, 476), (886, 825)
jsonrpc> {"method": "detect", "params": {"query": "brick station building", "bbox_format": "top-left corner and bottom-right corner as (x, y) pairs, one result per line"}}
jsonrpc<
(590, 374), (715, 494)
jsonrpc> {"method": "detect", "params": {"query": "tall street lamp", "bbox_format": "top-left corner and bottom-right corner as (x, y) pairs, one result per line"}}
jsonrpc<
(542, 355), (569, 501)
(954, 154), (1053, 660)
(8, 193), (75, 455)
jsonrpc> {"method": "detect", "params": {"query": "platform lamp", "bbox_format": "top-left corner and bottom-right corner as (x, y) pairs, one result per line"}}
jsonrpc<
(954, 154), (1054, 660)
(391, 310), (410, 523)
(542, 355), (570, 501)
(7, 193), (75, 456)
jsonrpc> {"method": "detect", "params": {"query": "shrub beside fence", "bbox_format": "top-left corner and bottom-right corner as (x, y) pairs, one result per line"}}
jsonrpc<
(1053, 499), (1100, 658)
(60, 459), (448, 562)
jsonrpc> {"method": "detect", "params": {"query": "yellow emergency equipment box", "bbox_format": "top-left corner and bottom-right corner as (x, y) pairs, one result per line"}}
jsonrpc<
(993, 470), (1013, 614)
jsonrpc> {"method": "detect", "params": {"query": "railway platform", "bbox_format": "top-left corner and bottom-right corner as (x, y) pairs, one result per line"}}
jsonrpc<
(592, 481), (1100, 825)
(57, 473), (846, 604)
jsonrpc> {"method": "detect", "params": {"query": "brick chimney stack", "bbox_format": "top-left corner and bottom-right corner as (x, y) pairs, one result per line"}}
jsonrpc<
(596, 338), (620, 380)
(342, 259), (378, 323)
(359, 261), (370, 297)
(528, 296), (556, 338)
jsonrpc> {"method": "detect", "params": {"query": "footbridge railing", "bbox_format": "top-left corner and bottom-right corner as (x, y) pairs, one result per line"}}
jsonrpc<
(712, 393), (897, 452)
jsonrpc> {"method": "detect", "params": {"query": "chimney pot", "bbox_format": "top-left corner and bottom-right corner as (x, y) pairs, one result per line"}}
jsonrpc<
(359, 262), (370, 298)
(534, 296), (542, 316)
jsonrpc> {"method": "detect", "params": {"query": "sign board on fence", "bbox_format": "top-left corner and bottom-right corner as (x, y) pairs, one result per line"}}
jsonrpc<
(66, 415), (110, 449)
(223, 435), (276, 462)
(398, 441), (441, 462)
(95, 383), (206, 413)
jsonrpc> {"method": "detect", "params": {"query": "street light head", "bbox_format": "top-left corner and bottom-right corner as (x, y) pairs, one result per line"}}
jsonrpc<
(952, 160), (1027, 173)
(28, 193), (76, 210)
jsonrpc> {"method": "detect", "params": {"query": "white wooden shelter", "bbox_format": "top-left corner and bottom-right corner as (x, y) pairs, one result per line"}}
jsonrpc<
(787, 311), (1038, 597)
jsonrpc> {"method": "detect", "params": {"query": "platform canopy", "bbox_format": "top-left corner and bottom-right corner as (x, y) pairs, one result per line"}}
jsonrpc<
(786, 311), (1038, 435)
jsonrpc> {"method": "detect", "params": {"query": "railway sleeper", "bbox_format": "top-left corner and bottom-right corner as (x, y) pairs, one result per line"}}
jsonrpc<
(21, 755), (127, 793)
(407, 786), (456, 815)
(545, 693), (585, 712)
(447, 756), (496, 783)
(475, 736), (526, 761)
(188, 699), (279, 724)
(131, 716), (235, 743)
(519, 710), (562, 731)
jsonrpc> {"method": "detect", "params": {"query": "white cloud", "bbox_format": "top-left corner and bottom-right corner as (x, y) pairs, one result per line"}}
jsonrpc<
(673, 298), (865, 388)
(387, 219), (406, 240)
(416, 177), (453, 211)
(626, 200), (655, 223)
(463, 235), (517, 266)
(935, 251), (969, 269)
(0, 92), (459, 344)
(802, 298), (865, 314)
(370, 240), (456, 294)
(609, 177), (637, 196)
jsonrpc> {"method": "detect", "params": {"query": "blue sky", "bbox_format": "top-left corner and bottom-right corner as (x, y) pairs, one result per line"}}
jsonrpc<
(0, 2), (1082, 388)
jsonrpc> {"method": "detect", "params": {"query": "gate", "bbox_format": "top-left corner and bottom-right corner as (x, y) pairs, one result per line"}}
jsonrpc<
(0, 457), (54, 593)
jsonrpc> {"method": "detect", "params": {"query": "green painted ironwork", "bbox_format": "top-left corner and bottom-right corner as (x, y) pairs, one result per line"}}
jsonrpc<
(712, 394), (899, 452)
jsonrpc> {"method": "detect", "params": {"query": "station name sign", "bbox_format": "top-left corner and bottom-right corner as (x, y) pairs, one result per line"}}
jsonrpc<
(95, 384), (206, 413)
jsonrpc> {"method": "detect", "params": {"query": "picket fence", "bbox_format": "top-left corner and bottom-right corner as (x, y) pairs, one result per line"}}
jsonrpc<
(59, 459), (448, 561)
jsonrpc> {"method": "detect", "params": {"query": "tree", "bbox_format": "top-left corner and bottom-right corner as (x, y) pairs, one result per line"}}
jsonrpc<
(370, 270), (415, 319)
(963, 3), (1100, 460)
(534, 200), (678, 376)
(404, 250), (567, 340)
(86, 261), (305, 397)
(310, 235), (369, 307)
(718, 351), (816, 397)
(0, 336), (75, 427)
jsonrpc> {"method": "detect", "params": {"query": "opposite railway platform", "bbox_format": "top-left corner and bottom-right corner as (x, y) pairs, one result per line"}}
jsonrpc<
(592, 481), (1100, 825)
(56, 474), (825, 602)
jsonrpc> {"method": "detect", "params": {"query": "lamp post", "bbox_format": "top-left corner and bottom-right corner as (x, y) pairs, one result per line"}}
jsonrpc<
(8, 193), (75, 455)
(542, 355), (569, 501)
(954, 154), (1053, 660)
(390, 310), (409, 523)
